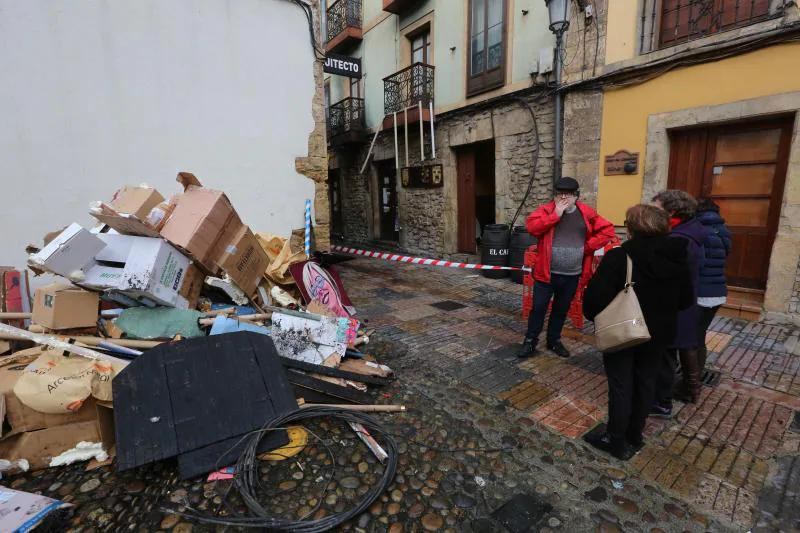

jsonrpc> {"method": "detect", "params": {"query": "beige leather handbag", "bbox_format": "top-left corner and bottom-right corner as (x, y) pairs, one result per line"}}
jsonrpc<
(593, 255), (651, 353)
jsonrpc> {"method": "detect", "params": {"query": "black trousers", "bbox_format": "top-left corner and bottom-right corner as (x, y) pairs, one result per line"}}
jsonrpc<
(525, 274), (580, 345)
(602, 342), (663, 445)
(697, 305), (720, 362)
(653, 348), (677, 406)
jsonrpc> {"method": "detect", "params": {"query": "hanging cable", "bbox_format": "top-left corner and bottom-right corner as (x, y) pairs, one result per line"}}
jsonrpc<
(285, 0), (327, 61)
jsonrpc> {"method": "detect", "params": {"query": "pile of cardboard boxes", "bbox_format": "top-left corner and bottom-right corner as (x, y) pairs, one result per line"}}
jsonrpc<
(0, 172), (276, 471)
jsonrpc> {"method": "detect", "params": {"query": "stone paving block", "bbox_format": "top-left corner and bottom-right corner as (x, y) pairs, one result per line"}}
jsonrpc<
(681, 438), (705, 465)
(733, 488), (757, 527)
(655, 458), (686, 489)
(744, 458), (770, 493)
(672, 465), (702, 498)
(695, 445), (721, 473)
(728, 450), (754, 488)
(694, 474), (723, 509)
(710, 445), (739, 479)
(394, 305), (443, 322)
(713, 482), (738, 520)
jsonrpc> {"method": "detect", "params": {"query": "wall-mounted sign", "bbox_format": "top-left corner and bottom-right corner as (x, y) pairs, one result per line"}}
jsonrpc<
(401, 164), (443, 189)
(323, 54), (362, 79)
(604, 150), (640, 176)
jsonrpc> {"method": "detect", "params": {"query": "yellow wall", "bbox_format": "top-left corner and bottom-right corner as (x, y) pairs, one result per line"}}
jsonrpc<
(605, 0), (639, 64)
(598, 42), (800, 223)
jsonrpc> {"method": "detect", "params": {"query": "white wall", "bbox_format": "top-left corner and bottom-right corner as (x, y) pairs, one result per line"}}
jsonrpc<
(0, 0), (317, 273)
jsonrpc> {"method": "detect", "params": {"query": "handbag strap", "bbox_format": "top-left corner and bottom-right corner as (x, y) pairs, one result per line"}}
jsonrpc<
(625, 255), (633, 290)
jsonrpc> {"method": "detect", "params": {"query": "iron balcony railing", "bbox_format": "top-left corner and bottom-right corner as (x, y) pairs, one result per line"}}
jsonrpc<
(327, 97), (365, 140)
(383, 62), (435, 116)
(643, 0), (785, 51)
(326, 0), (362, 44)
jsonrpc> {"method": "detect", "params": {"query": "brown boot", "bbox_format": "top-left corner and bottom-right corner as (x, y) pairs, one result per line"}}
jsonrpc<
(676, 349), (701, 403)
(697, 344), (708, 374)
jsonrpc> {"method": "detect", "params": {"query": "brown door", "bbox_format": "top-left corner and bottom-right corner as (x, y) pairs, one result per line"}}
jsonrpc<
(668, 117), (792, 289)
(457, 149), (477, 253)
(378, 162), (399, 242)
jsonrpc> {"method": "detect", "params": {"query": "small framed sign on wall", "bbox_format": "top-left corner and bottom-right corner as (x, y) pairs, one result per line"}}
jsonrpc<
(401, 164), (443, 188)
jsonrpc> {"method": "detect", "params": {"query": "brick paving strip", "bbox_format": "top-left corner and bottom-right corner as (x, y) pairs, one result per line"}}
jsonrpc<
(339, 258), (800, 532)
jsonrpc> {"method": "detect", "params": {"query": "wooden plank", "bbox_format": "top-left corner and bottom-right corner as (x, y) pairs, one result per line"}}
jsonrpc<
(287, 370), (371, 405)
(279, 357), (392, 386)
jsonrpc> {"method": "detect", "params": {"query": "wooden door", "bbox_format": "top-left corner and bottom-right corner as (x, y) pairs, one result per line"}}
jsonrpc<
(457, 149), (477, 253)
(378, 162), (399, 242)
(668, 118), (792, 289)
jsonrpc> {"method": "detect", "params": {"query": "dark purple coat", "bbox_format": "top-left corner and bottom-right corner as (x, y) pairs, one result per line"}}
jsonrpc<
(669, 218), (709, 349)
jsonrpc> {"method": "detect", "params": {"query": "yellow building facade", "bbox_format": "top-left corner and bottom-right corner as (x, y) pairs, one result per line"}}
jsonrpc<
(585, 0), (800, 321)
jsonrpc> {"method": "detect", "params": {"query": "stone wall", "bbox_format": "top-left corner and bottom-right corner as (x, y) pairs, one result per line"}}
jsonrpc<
(560, 0), (607, 207)
(294, 0), (330, 251)
(331, 90), (555, 257)
(790, 257), (800, 316)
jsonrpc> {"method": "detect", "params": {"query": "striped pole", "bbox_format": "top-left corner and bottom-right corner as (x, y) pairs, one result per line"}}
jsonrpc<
(304, 199), (312, 257)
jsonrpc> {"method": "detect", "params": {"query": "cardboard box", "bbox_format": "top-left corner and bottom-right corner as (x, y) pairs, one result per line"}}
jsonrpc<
(32, 284), (99, 330)
(0, 351), (98, 436)
(96, 401), (115, 456)
(110, 186), (165, 220)
(160, 180), (244, 273)
(179, 264), (205, 309)
(81, 234), (194, 308)
(27, 223), (106, 278)
(217, 226), (269, 296)
(0, 487), (72, 532)
(0, 420), (100, 470)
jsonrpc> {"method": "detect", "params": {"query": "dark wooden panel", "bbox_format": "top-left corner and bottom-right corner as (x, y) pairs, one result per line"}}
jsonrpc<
(177, 431), (290, 480)
(114, 332), (297, 477)
(457, 149), (477, 253)
(114, 350), (178, 472)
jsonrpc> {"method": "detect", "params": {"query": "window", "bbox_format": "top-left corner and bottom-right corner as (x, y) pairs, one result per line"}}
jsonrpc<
(468, 0), (506, 96)
(411, 30), (431, 65)
(657, 0), (772, 49)
(350, 77), (362, 99)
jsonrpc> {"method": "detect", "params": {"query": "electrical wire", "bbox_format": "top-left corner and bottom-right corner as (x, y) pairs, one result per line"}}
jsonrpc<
(285, 0), (327, 61)
(165, 407), (398, 532)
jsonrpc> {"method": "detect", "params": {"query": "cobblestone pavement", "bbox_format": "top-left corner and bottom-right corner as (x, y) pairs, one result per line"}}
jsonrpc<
(4, 258), (799, 532)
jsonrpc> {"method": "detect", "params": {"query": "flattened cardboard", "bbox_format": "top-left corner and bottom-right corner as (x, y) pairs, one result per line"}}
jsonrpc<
(110, 186), (165, 219)
(0, 487), (72, 533)
(92, 213), (162, 238)
(217, 226), (269, 297)
(28, 223), (106, 278)
(0, 353), (98, 435)
(0, 420), (100, 470)
(33, 284), (99, 330)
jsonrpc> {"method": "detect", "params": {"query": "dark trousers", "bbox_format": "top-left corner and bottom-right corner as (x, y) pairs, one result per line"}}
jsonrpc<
(697, 305), (720, 364)
(603, 343), (663, 445)
(525, 274), (580, 345)
(654, 349), (678, 406)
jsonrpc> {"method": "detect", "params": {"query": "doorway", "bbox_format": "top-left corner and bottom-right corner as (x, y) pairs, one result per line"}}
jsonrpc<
(457, 141), (496, 254)
(667, 116), (793, 290)
(377, 161), (399, 242)
(329, 170), (344, 240)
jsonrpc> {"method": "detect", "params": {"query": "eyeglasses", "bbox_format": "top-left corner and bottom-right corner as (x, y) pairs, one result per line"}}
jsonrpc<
(555, 191), (576, 198)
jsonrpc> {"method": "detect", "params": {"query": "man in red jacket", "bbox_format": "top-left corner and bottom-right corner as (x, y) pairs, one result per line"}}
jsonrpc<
(518, 177), (616, 358)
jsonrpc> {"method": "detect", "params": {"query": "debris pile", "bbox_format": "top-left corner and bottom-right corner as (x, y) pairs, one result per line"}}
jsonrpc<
(0, 172), (397, 483)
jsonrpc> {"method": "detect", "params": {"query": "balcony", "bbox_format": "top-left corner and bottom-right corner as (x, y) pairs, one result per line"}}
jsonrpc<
(326, 0), (362, 54)
(382, 63), (435, 130)
(327, 97), (366, 147)
(382, 0), (422, 15)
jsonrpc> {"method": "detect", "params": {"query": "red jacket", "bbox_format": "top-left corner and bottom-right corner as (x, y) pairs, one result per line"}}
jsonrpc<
(526, 201), (616, 286)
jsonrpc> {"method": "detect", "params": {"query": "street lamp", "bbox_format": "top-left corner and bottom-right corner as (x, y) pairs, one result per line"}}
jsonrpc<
(545, 0), (570, 36)
(545, 0), (570, 183)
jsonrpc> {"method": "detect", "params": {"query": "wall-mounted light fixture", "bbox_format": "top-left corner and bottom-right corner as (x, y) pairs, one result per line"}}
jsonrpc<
(521, 9), (529, 15)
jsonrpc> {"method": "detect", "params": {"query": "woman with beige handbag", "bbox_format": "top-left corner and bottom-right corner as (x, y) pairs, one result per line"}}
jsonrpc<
(582, 205), (693, 460)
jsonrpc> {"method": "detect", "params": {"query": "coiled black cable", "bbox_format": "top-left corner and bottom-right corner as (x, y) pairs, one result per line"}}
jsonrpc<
(164, 406), (398, 532)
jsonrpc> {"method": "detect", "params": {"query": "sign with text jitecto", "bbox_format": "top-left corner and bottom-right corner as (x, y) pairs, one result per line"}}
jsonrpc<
(324, 54), (362, 79)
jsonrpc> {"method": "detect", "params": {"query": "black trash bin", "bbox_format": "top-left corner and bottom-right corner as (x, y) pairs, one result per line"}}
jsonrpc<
(480, 224), (510, 279)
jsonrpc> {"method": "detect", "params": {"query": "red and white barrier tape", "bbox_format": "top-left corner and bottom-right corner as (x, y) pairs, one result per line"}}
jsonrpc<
(331, 245), (531, 271)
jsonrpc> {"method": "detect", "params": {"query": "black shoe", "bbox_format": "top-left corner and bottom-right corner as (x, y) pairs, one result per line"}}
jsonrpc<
(627, 439), (645, 455)
(649, 402), (673, 419)
(516, 340), (538, 359)
(547, 341), (570, 358)
(584, 432), (634, 461)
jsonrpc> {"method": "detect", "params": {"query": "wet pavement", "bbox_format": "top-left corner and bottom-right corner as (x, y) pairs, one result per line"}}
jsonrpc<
(5, 257), (800, 532)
